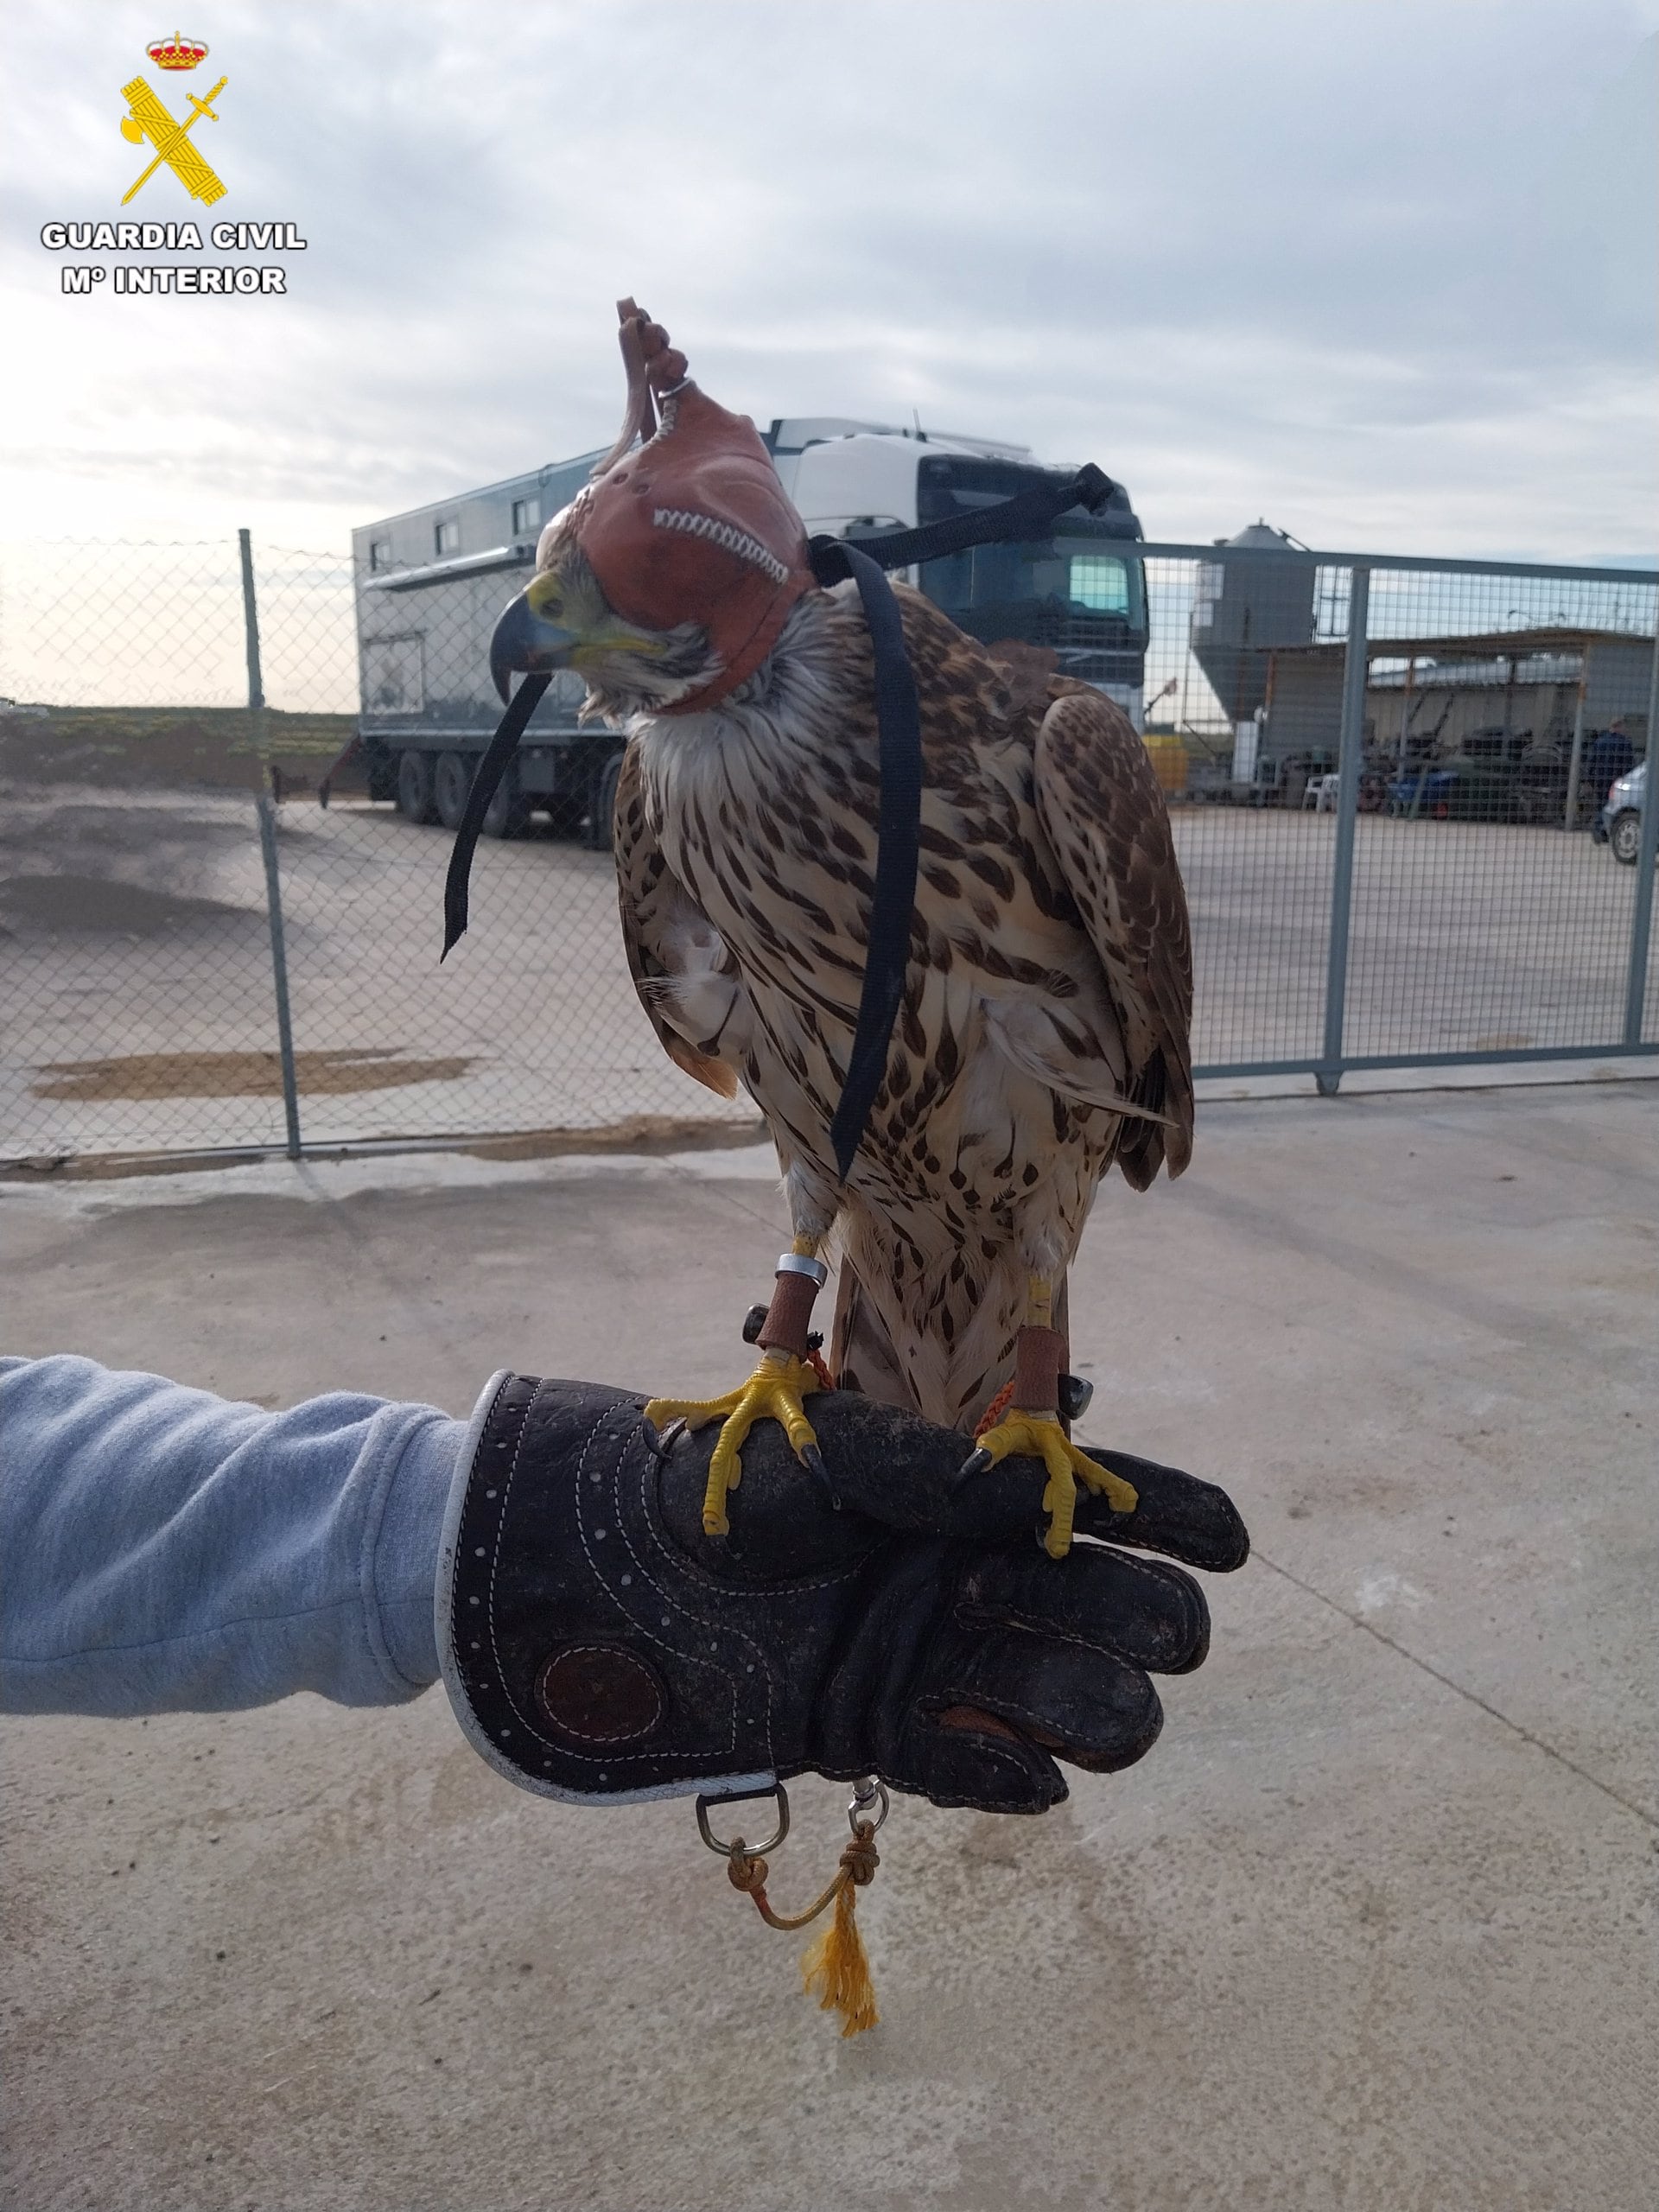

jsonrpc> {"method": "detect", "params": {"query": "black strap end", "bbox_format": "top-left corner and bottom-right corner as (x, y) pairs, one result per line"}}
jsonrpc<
(1071, 461), (1117, 513)
(438, 671), (551, 964)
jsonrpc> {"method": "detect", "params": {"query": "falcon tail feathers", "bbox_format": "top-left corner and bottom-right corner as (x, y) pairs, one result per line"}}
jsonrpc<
(660, 1033), (740, 1098)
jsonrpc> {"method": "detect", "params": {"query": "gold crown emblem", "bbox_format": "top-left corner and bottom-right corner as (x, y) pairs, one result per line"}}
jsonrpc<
(146, 30), (209, 70)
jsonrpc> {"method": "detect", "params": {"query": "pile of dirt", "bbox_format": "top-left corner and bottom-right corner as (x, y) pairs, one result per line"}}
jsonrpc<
(0, 707), (365, 795)
(30, 1047), (475, 1103)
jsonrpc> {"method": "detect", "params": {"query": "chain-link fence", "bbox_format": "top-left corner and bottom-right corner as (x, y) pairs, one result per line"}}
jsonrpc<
(1143, 546), (1659, 1078)
(2, 531), (1655, 1166)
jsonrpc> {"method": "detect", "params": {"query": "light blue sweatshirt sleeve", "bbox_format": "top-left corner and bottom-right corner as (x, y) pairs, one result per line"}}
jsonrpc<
(0, 1354), (465, 1715)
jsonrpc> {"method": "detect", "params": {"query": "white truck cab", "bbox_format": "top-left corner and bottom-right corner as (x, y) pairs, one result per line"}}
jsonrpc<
(764, 419), (1148, 727)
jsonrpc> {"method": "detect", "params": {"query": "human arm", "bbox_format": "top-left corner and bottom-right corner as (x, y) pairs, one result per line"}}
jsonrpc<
(0, 1354), (454, 1714)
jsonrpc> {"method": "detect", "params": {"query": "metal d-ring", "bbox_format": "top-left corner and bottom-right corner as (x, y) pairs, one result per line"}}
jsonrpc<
(848, 1777), (889, 1835)
(696, 1782), (791, 1859)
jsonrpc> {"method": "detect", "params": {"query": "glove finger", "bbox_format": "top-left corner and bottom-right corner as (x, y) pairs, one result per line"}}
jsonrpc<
(897, 1704), (1068, 1815)
(1069, 1450), (1249, 1573)
(957, 1543), (1211, 1675)
(921, 1625), (1165, 1777)
(950, 1443), (1248, 1573)
(801, 1395), (1249, 1574)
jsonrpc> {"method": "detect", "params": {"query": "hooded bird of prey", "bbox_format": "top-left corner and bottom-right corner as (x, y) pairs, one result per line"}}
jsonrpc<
(490, 304), (1192, 1556)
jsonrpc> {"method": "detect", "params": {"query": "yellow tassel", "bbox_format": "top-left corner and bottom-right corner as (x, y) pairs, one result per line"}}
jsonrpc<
(799, 1876), (879, 2037)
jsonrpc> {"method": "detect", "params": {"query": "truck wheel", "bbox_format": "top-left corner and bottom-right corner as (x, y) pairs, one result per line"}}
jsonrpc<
(1610, 810), (1643, 865)
(397, 749), (436, 823)
(435, 751), (474, 831)
(584, 747), (626, 851)
(481, 763), (531, 840)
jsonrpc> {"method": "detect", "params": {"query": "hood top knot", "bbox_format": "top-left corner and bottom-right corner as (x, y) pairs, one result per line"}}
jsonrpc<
(569, 299), (817, 715)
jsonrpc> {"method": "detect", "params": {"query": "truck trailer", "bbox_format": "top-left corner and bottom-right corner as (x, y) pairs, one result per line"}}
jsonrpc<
(350, 420), (1146, 845)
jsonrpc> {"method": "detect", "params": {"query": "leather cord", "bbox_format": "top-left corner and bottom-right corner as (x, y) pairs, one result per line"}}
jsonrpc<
(841, 461), (1116, 572)
(441, 668), (550, 958)
(805, 537), (922, 1181)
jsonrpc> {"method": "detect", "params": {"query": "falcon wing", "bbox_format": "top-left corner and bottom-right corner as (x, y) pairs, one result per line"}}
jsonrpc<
(613, 740), (741, 1101)
(1031, 686), (1194, 1186)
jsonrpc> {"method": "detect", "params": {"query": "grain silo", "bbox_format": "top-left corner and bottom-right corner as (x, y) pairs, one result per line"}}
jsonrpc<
(1190, 522), (1316, 724)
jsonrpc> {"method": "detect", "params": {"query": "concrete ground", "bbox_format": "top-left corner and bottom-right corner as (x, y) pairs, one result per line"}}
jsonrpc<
(5, 781), (1653, 1162)
(3, 1081), (1656, 2212)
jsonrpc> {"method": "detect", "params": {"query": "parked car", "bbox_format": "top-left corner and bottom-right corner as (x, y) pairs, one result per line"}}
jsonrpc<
(1385, 764), (1511, 817)
(1596, 760), (1647, 865)
(1383, 755), (1566, 825)
(1385, 766), (1455, 817)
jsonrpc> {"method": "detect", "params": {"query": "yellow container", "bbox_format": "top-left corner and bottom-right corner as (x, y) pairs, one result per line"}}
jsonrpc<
(1141, 734), (1188, 794)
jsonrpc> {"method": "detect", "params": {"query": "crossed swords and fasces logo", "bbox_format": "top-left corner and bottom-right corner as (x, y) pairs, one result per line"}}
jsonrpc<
(119, 35), (227, 206)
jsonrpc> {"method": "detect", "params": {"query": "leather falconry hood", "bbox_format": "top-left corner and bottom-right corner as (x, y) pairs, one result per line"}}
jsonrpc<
(572, 299), (817, 715)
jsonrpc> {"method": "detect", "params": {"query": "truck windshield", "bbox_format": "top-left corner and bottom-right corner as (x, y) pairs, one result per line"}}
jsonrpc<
(913, 456), (1147, 686)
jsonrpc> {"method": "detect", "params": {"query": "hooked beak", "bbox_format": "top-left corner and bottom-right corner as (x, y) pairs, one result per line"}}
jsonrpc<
(490, 588), (577, 704)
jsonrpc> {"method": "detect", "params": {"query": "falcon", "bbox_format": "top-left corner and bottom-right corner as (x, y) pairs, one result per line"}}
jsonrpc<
(489, 304), (1193, 1557)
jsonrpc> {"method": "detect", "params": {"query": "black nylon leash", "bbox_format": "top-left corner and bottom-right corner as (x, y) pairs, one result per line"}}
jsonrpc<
(805, 537), (924, 1181)
(441, 462), (1117, 1169)
(842, 461), (1116, 573)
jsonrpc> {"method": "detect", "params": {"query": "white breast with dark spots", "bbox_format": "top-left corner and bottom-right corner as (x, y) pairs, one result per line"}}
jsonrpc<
(631, 636), (1133, 1424)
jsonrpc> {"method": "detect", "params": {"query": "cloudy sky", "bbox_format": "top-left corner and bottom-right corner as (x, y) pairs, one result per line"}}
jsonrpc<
(2, 0), (1655, 564)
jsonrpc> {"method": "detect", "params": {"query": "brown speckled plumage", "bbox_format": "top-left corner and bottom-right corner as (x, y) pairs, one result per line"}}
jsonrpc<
(613, 579), (1192, 1433)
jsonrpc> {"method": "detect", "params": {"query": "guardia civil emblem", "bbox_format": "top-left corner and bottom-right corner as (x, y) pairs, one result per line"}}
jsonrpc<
(119, 35), (228, 206)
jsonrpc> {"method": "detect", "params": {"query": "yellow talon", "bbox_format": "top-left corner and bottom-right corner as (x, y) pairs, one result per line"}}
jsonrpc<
(644, 1351), (823, 1536)
(970, 1411), (1138, 1559)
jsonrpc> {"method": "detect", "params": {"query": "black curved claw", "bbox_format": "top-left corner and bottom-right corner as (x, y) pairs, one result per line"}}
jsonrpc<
(1058, 1372), (1095, 1422)
(799, 1440), (842, 1511)
(643, 1414), (687, 1461)
(953, 1444), (994, 1492)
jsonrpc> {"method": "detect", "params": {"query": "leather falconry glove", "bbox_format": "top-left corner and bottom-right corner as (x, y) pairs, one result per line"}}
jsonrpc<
(440, 1376), (1249, 1815)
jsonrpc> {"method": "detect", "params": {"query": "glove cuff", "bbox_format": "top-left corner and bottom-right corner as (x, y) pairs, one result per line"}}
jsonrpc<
(436, 1371), (779, 1806)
